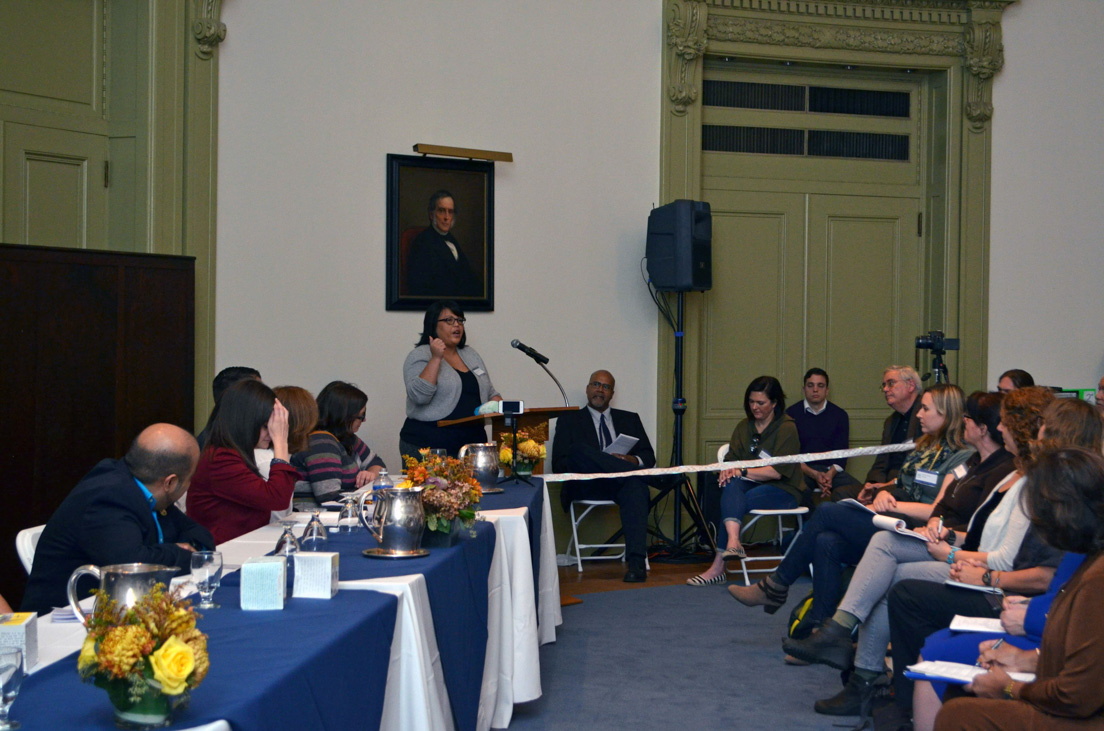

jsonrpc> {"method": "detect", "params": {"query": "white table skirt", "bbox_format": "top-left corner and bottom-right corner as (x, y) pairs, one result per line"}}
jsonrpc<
(340, 574), (452, 731)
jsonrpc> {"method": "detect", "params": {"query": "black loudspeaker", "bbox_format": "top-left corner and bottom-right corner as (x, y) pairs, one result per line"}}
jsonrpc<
(645, 199), (712, 292)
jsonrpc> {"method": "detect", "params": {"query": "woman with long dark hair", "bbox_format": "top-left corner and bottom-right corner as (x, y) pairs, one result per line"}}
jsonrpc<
(187, 379), (297, 544)
(293, 381), (385, 505)
(400, 299), (501, 458)
(687, 375), (804, 586)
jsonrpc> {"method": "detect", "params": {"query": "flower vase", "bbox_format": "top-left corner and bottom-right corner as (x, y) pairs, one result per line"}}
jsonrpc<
(421, 517), (462, 548)
(99, 677), (176, 729)
(512, 459), (536, 477)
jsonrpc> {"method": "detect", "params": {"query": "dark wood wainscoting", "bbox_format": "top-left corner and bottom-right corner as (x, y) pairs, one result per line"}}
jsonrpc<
(0, 244), (195, 608)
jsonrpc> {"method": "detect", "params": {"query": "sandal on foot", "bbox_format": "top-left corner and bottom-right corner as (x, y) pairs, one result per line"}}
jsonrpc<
(722, 546), (747, 560)
(686, 572), (727, 587)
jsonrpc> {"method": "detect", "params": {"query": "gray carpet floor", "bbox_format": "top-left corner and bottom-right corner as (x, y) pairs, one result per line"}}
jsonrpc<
(510, 578), (862, 730)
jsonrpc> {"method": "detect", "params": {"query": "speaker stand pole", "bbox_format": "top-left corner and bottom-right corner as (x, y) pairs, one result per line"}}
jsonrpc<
(672, 292), (687, 541)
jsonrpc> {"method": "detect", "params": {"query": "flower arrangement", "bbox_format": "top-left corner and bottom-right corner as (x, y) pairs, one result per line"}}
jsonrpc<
(78, 584), (208, 725)
(400, 450), (482, 535)
(499, 424), (548, 473)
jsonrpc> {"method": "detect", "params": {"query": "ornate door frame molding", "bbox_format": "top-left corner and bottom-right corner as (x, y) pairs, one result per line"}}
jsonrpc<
(658, 0), (1015, 463)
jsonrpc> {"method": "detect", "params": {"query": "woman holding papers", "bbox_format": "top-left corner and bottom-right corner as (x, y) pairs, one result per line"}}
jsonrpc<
(933, 447), (1104, 730)
(782, 389), (1104, 720)
(686, 376), (804, 586)
(400, 300), (501, 459)
(187, 379), (299, 544)
(727, 384), (972, 639)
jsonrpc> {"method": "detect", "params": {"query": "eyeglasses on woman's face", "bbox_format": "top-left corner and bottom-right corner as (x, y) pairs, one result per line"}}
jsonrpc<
(438, 316), (466, 326)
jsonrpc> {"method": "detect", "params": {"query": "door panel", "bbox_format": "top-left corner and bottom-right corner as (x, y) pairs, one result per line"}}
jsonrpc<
(808, 194), (923, 452)
(694, 189), (922, 470)
(3, 122), (108, 248)
(697, 189), (805, 456)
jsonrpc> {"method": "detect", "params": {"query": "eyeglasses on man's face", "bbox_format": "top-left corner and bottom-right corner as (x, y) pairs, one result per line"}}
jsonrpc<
(588, 381), (613, 392)
(438, 316), (466, 326)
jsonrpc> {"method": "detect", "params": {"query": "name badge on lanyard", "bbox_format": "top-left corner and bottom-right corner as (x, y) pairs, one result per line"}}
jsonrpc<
(758, 449), (772, 460)
(915, 469), (940, 487)
(952, 464), (968, 480)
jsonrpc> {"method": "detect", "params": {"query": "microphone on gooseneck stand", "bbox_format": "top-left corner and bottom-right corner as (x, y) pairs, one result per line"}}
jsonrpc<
(510, 339), (550, 365)
(509, 339), (570, 406)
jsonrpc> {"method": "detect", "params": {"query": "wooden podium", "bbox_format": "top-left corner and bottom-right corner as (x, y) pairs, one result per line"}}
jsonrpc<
(438, 406), (577, 475)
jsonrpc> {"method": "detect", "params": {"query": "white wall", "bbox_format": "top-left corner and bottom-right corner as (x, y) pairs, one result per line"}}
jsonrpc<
(989, 0), (1104, 390)
(217, 1), (663, 468)
(217, 1), (1104, 469)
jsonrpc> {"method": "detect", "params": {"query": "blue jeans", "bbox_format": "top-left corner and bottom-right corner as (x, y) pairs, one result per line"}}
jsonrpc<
(771, 501), (879, 624)
(718, 478), (798, 538)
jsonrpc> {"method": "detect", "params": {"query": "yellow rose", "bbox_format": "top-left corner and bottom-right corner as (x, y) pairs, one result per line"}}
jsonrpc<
(395, 479), (414, 489)
(149, 635), (195, 695)
(77, 634), (98, 673)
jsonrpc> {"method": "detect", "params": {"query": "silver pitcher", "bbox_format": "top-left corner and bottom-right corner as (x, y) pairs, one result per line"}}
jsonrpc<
(459, 442), (499, 493)
(67, 563), (179, 624)
(359, 486), (425, 554)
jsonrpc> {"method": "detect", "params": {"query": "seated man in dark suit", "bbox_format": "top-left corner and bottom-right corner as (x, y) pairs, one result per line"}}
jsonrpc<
(551, 370), (656, 583)
(22, 423), (215, 615)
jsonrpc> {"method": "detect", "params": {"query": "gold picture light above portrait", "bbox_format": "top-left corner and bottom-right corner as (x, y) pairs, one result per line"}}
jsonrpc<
(412, 143), (513, 163)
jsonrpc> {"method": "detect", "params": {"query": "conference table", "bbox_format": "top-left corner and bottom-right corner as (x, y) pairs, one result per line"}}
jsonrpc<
(15, 480), (561, 731)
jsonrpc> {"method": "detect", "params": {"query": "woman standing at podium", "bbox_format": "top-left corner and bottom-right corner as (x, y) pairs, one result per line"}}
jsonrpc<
(400, 299), (502, 459)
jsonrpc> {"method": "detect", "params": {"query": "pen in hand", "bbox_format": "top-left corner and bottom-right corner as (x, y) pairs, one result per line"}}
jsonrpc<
(976, 637), (1004, 667)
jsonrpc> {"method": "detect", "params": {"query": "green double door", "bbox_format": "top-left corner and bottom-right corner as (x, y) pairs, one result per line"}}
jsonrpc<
(696, 189), (923, 476)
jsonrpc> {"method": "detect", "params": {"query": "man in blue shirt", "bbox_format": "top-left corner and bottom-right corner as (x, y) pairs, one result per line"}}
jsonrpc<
(784, 368), (859, 501)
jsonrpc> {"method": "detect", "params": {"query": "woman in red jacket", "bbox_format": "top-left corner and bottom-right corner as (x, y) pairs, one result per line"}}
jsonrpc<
(187, 379), (297, 544)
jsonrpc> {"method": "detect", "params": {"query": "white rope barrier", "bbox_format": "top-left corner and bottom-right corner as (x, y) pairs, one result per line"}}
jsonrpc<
(540, 441), (916, 483)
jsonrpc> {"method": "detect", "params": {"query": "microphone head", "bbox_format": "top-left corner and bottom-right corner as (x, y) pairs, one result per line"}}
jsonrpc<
(510, 339), (521, 348)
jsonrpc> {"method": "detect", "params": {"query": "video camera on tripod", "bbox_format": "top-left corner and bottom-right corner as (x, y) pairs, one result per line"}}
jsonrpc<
(915, 330), (959, 384)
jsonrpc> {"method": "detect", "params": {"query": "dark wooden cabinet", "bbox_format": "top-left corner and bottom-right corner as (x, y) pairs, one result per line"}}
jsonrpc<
(0, 244), (194, 607)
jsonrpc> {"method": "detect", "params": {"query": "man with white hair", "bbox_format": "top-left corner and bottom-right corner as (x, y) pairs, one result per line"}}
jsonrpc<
(856, 365), (924, 504)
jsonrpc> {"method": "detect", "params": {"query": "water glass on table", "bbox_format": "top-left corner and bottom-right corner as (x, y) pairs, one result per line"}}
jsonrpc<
(190, 551), (223, 610)
(337, 493), (361, 532)
(0, 647), (23, 730)
(301, 511), (329, 550)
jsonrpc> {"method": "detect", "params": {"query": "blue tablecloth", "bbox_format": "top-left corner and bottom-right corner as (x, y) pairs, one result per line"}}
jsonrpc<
(478, 480), (544, 602)
(13, 588), (398, 731)
(313, 519), (496, 731)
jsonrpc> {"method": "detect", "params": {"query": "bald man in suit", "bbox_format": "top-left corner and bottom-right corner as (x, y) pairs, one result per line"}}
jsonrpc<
(552, 370), (656, 582)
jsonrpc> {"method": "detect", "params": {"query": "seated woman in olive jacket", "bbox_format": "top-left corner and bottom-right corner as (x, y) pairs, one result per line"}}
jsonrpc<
(688, 375), (805, 586)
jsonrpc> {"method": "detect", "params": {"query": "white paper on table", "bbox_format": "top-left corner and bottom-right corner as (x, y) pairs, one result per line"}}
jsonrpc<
(949, 615), (1005, 633)
(602, 434), (638, 456)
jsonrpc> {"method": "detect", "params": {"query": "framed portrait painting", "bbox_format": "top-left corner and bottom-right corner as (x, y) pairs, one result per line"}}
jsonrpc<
(386, 154), (494, 311)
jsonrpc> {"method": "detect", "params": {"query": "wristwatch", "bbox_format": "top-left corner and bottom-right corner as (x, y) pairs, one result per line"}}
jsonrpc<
(982, 569), (993, 586)
(1003, 680), (1016, 699)
(740, 467), (748, 479)
(945, 528), (957, 545)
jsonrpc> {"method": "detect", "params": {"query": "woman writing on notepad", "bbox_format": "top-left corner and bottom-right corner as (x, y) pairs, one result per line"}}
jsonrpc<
(933, 447), (1104, 730)
(782, 391), (1103, 719)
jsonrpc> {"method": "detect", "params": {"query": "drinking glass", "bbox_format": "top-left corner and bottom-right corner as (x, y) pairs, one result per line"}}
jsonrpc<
(337, 493), (361, 532)
(190, 551), (223, 610)
(0, 647), (23, 730)
(301, 511), (329, 551)
(427, 448), (447, 459)
(275, 519), (301, 556)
